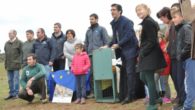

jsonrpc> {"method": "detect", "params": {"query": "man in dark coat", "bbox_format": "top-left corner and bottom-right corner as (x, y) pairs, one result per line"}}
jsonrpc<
(109, 3), (139, 105)
(50, 23), (66, 72)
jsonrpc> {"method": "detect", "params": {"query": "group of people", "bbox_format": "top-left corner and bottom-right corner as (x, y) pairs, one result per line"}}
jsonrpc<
(3, 2), (195, 110)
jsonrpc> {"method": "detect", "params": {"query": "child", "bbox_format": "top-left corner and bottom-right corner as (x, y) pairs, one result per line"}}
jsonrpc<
(171, 8), (195, 110)
(158, 35), (171, 104)
(71, 43), (91, 104)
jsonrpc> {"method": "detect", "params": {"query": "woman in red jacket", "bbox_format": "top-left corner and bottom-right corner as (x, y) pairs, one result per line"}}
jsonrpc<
(71, 43), (91, 104)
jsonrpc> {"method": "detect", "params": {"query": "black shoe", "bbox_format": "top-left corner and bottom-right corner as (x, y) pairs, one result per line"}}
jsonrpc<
(156, 98), (163, 106)
(172, 104), (183, 110)
(121, 97), (134, 105)
(4, 95), (15, 100)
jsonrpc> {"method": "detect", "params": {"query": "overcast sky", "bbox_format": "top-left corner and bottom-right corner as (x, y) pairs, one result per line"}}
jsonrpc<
(0, 0), (195, 52)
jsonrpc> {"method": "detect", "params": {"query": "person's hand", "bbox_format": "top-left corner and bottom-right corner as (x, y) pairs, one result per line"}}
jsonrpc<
(26, 77), (34, 88)
(61, 56), (65, 59)
(100, 45), (108, 49)
(49, 61), (53, 66)
(163, 48), (167, 53)
(26, 88), (33, 96)
(111, 44), (119, 49)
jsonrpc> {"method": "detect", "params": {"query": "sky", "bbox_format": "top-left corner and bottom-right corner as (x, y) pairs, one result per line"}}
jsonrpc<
(0, 0), (195, 53)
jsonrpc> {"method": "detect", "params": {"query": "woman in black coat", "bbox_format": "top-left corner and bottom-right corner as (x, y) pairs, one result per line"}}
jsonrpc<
(136, 4), (166, 110)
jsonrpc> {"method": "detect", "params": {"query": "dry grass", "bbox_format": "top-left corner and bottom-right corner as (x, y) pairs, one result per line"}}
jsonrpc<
(0, 63), (192, 110)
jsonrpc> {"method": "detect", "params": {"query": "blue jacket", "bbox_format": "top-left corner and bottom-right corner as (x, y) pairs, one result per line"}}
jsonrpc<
(109, 16), (138, 59)
(32, 37), (55, 65)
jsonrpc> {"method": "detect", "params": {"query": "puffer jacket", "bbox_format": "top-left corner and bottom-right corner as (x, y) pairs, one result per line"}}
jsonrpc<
(71, 52), (90, 75)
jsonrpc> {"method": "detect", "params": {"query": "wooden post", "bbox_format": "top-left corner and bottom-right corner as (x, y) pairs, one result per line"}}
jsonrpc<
(179, 0), (195, 59)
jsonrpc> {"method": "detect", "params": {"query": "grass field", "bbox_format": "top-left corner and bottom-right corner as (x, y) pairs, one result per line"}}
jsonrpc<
(0, 62), (191, 110)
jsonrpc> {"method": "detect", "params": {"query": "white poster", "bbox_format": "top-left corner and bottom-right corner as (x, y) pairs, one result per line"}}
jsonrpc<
(52, 84), (73, 103)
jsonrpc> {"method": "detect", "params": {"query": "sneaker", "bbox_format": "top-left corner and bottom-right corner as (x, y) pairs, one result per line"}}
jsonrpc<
(87, 93), (94, 99)
(144, 97), (149, 105)
(163, 97), (171, 104)
(41, 99), (48, 104)
(81, 98), (86, 104)
(74, 99), (81, 104)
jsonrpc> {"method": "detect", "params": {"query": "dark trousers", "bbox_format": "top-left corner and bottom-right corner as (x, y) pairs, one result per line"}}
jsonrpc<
(170, 59), (186, 104)
(170, 59), (179, 97)
(120, 57), (137, 100)
(140, 70), (158, 105)
(75, 75), (86, 99)
(18, 77), (46, 102)
(176, 60), (186, 105)
(53, 59), (65, 72)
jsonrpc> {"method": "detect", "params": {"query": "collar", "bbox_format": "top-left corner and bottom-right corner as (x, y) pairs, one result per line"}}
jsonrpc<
(90, 23), (99, 29)
(10, 37), (17, 43)
(175, 20), (187, 31)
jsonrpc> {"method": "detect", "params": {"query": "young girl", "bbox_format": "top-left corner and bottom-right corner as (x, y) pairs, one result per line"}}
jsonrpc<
(71, 43), (91, 104)
(136, 4), (166, 110)
(156, 35), (171, 104)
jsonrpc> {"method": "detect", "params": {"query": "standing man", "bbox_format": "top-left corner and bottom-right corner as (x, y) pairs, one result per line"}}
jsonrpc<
(4, 29), (22, 100)
(19, 54), (47, 104)
(51, 23), (66, 72)
(32, 28), (55, 93)
(85, 13), (109, 98)
(22, 30), (35, 67)
(109, 4), (139, 105)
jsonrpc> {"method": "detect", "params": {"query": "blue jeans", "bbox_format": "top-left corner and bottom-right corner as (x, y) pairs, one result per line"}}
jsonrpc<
(7, 70), (19, 96)
(183, 58), (195, 110)
(44, 65), (52, 93)
(75, 75), (86, 99)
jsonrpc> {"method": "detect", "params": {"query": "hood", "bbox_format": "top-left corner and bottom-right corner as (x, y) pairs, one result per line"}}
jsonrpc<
(52, 31), (64, 39)
(67, 37), (77, 44)
(76, 52), (88, 56)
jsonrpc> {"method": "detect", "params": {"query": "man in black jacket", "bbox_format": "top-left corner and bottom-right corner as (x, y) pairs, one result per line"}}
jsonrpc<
(50, 23), (66, 72)
(32, 28), (55, 93)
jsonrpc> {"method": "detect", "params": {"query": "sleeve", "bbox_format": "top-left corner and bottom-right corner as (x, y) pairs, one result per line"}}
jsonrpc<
(32, 43), (35, 53)
(140, 21), (157, 57)
(19, 41), (23, 65)
(4, 44), (7, 69)
(108, 30), (116, 47)
(64, 43), (73, 60)
(49, 39), (56, 63)
(181, 25), (192, 58)
(33, 64), (46, 80)
(101, 27), (109, 45)
(71, 56), (75, 72)
(84, 31), (89, 53)
(118, 21), (135, 47)
(20, 68), (27, 89)
(82, 55), (91, 72)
